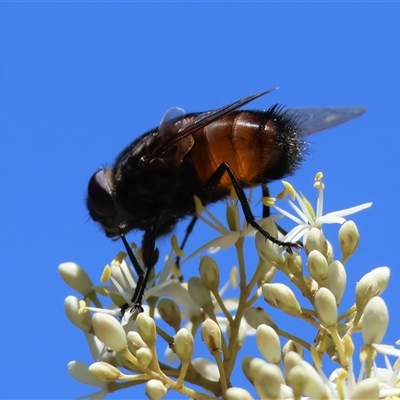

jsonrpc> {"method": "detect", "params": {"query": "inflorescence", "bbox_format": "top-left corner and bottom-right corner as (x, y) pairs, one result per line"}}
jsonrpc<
(59, 173), (400, 400)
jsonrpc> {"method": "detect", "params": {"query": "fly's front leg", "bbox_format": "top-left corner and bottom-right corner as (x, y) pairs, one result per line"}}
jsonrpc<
(119, 220), (159, 312)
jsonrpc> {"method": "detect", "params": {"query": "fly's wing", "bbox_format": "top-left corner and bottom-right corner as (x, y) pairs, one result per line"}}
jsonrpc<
(283, 107), (367, 137)
(158, 107), (185, 135)
(147, 88), (277, 164)
(146, 106), (195, 167)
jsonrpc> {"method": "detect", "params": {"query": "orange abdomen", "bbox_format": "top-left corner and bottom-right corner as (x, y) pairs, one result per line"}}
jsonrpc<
(189, 111), (299, 190)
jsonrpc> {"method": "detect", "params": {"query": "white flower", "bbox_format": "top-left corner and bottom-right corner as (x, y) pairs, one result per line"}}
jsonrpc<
(181, 192), (256, 264)
(272, 173), (372, 243)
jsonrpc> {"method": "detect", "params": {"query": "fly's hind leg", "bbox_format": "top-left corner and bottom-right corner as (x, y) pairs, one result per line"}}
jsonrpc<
(206, 163), (301, 253)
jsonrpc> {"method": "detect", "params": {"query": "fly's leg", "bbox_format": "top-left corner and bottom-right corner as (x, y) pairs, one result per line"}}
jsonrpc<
(119, 221), (159, 312)
(206, 163), (301, 253)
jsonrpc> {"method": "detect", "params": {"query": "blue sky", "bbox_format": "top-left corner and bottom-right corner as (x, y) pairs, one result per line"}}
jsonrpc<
(1, 3), (400, 399)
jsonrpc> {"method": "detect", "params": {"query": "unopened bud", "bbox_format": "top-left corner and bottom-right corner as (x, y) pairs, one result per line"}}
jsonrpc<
(255, 221), (284, 264)
(304, 228), (327, 256)
(339, 220), (359, 260)
(324, 260), (346, 305)
(127, 331), (148, 351)
(256, 324), (281, 363)
(370, 266), (390, 295)
(307, 250), (328, 283)
(145, 379), (167, 400)
(262, 283), (301, 316)
(174, 328), (194, 363)
(201, 319), (222, 353)
(362, 296), (388, 344)
(136, 313), (157, 346)
(315, 287), (337, 327)
(286, 364), (307, 399)
(225, 387), (254, 400)
(188, 277), (213, 309)
(282, 341), (303, 359)
(242, 357), (267, 384)
(243, 307), (275, 329)
(58, 262), (93, 296)
(283, 351), (303, 376)
(253, 363), (283, 400)
(286, 253), (303, 276)
(64, 296), (92, 332)
(355, 272), (379, 312)
(157, 298), (181, 332)
(191, 358), (220, 382)
(136, 347), (153, 368)
(349, 377), (379, 400)
(88, 361), (120, 382)
(301, 360), (328, 398)
(199, 256), (220, 292)
(92, 313), (127, 353)
(325, 240), (334, 264)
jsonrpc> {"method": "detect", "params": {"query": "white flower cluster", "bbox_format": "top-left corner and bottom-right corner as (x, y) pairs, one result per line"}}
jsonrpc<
(59, 173), (400, 400)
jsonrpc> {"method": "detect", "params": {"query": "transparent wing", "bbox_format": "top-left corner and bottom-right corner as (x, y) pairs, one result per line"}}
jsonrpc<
(158, 107), (186, 135)
(152, 88), (277, 161)
(283, 107), (367, 137)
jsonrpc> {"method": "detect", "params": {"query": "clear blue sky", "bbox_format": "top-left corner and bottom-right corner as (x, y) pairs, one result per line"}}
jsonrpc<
(1, 3), (400, 399)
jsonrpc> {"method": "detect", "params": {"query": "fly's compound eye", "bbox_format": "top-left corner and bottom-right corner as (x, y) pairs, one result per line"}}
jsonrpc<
(87, 169), (116, 218)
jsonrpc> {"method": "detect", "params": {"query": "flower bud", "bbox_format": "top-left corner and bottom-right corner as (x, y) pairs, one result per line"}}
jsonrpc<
(92, 313), (127, 353)
(325, 240), (334, 264)
(88, 361), (120, 382)
(355, 272), (378, 312)
(286, 253), (303, 276)
(307, 250), (328, 283)
(192, 358), (220, 382)
(85, 332), (116, 364)
(188, 277), (213, 309)
(199, 256), (220, 292)
(242, 357), (266, 384)
(286, 364), (306, 399)
(64, 296), (92, 332)
(283, 351), (303, 376)
(253, 363), (283, 400)
(174, 328), (194, 363)
(350, 377), (379, 399)
(324, 260), (346, 304)
(145, 379), (167, 400)
(339, 220), (359, 260)
(68, 360), (104, 387)
(301, 360), (328, 398)
(136, 313), (157, 346)
(201, 319), (222, 353)
(58, 262), (93, 296)
(157, 298), (181, 332)
(362, 296), (388, 344)
(256, 325), (281, 364)
(282, 341), (303, 359)
(370, 266), (390, 295)
(315, 287), (337, 327)
(225, 387), (254, 400)
(127, 331), (148, 350)
(304, 228), (327, 256)
(262, 283), (301, 316)
(136, 347), (153, 368)
(243, 307), (275, 329)
(255, 237), (285, 264)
